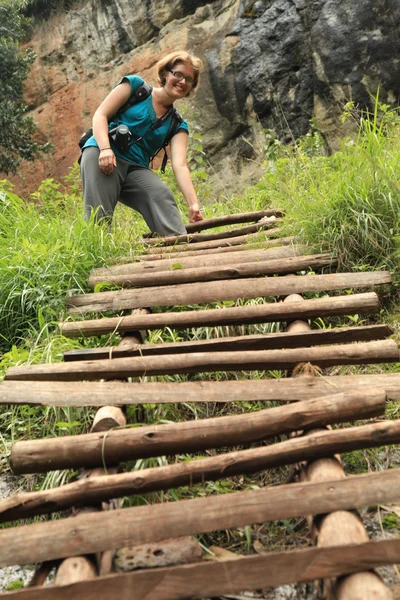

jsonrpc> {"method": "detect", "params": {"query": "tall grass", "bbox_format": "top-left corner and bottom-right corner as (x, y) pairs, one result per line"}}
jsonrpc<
(253, 103), (400, 280)
(0, 171), (147, 353)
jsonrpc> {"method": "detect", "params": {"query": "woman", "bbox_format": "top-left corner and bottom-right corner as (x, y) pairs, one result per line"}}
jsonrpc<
(80, 51), (203, 236)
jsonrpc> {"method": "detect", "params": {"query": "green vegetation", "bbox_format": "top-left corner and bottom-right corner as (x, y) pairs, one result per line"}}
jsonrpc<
(0, 102), (399, 562)
(6, 580), (25, 591)
(0, 0), (52, 174)
(258, 101), (400, 281)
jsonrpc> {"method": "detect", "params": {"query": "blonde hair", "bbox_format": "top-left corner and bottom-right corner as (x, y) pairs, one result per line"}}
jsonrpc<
(156, 51), (203, 96)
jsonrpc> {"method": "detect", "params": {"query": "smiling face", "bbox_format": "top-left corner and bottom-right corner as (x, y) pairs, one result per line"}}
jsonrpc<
(163, 62), (196, 100)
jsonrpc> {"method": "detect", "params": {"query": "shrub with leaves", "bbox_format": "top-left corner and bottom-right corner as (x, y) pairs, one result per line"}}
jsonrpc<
(0, 0), (51, 174)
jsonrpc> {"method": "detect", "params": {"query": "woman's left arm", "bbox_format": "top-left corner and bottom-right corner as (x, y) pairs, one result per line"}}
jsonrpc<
(170, 132), (203, 223)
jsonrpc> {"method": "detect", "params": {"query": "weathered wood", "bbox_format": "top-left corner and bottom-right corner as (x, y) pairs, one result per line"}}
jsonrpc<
(53, 557), (97, 585)
(335, 572), (392, 599)
(89, 310), (148, 432)
(60, 292), (380, 338)
(144, 219), (280, 246)
(284, 294), (389, 598)
(184, 209), (284, 232)
(1, 469), (400, 567)
(3, 539), (400, 599)
(10, 388), (386, 474)
(87, 254), (336, 288)
(4, 417), (400, 522)
(67, 271), (391, 314)
(90, 245), (306, 280)
(6, 340), (398, 381)
(27, 561), (57, 587)
(145, 228), (282, 253)
(91, 406), (126, 432)
(63, 324), (393, 362)
(2, 372), (400, 407)
(114, 537), (202, 571)
(136, 236), (295, 260)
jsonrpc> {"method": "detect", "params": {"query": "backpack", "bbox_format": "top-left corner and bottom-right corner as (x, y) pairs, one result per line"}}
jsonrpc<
(78, 80), (183, 173)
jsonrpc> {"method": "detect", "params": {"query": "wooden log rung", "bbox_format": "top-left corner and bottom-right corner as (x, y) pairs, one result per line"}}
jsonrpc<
(6, 340), (399, 382)
(66, 272), (392, 314)
(145, 228), (283, 254)
(9, 388), (386, 474)
(62, 324), (393, 362)
(184, 208), (284, 232)
(2, 373), (400, 407)
(87, 253), (335, 289)
(136, 236), (295, 259)
(90, 243), (306, 279)
(60, 292), (381, 338)
(3, 417), (399, 522)
(143, 218), (281, 246)
(1, 468), (400, 567)
(144, 220), (280, 247)
(2, 539), (400, 599)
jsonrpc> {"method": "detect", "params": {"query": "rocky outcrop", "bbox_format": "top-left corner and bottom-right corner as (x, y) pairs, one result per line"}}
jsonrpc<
(11, 0), (400, 194)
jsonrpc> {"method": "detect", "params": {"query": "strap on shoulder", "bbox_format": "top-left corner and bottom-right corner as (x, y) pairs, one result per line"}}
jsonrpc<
(116, 81), (153, 118)
(160, 109), (184, 173)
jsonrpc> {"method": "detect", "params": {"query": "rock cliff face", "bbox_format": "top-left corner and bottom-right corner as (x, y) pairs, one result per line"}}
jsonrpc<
(12, 0), (400, 194)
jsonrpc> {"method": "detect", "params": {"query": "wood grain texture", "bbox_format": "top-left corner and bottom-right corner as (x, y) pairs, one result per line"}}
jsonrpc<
(62, 324), (393, 362)
(4, 417), (400, 522)
(3, 539), (400, 599)
(10, 388), (386, 473)
(136, 236), (295, 259)
(66, 272), (392, 314)
(6, 340), (399, 381)
(144, 219), (281, 246)
(2, 373), (400, 407)
(90, 244), (305, 279)
(184, 209), (284, 232)
(1, 469), (400, 567)
(88, 254), (335, 289)
(60, 292), (381, 338)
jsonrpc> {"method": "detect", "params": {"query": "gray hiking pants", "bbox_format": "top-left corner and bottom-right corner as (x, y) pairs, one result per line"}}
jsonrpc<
(80, 147), (186, 236)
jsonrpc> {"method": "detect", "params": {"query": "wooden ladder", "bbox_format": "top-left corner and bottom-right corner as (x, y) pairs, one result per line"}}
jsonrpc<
(1, 209), (400, 598)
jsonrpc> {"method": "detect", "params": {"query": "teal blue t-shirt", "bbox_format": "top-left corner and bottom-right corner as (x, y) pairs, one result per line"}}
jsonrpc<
(82, 75), (189, 167)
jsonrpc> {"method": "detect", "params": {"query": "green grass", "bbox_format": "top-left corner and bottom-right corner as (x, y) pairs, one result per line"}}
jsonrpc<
(256, 103), (400, 281)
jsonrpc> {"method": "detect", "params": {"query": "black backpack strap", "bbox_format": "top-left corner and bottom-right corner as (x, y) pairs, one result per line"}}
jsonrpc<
(159, 109), (184, 173)
(115, 81), (153, 119)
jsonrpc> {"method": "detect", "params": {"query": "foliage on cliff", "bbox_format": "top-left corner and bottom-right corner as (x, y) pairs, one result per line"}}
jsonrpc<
(0, 0), (51, 175)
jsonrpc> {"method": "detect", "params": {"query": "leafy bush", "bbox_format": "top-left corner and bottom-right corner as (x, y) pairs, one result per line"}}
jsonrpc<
(0, 0), (52, 174)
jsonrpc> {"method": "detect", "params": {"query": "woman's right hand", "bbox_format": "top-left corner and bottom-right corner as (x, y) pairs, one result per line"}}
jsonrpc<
(98, 148), (117, 175)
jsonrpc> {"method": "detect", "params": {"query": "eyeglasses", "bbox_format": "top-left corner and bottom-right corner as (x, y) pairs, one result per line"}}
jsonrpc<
(168, 70), (195, 86)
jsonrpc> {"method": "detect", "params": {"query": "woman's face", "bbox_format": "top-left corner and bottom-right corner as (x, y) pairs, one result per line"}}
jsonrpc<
(164, 62), (195, 99)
